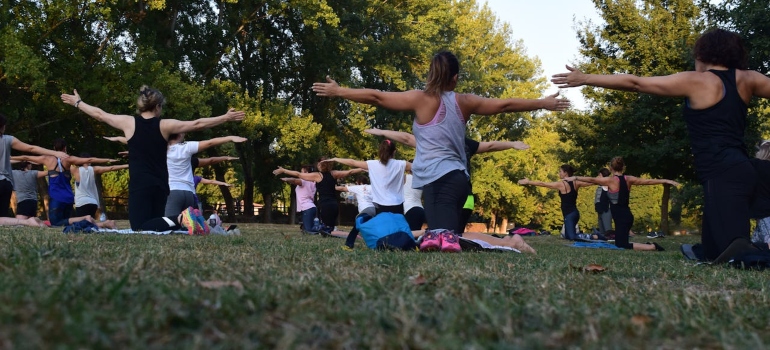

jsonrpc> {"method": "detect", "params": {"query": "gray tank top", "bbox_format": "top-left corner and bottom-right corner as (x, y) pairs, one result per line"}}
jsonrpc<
(75, 166), (99, 207)
(411, 91), (468, 188)
(12, 170), (38, 202)
(0, 135), (16, 186)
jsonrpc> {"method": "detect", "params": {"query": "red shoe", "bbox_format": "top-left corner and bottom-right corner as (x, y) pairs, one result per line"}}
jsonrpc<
(440, 230), (462, 253)
(419, 229), (442, 251)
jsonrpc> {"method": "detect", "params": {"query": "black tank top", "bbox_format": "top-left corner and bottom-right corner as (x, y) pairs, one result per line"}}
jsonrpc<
(615, 175), (630, 208)
(683, 69), (749, 182)
(128, 115), (168, 193)
(559, 180), (578, 216)
(317, 171), (336, 203)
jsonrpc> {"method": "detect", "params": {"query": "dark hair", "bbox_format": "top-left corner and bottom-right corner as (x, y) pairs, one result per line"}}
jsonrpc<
(425, 51), (460, 96)
(378, 139), (396, 165)
(53, 138), (67, 151)
(301, 165), (314, 173)
(355, 175), (369, 185)
(610, 156), (625, 172)
(17, 161), (30, 170)
(0, 113), (7, 131)
(137, 85), (166, 113)
(693, 29), (748, 70)
(598, 168), (610, 177)
(560, 164), (575, 177)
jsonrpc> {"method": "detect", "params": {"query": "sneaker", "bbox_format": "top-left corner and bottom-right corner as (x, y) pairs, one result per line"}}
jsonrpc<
(577, 233), (593, 241)
(179, 207), (199, 235)
(419, 229), (442, 251)
(440, 230), (461, 253)
(341, 245), (353, 252)
(647, 231), (664, 239)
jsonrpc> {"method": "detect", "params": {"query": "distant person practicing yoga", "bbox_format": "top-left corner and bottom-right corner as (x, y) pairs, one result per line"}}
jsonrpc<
(280, 165), (320, 234)
(566, 157), (679, 251)
(274, 160), (364, 231)
(0, 113), (68, 218)
(518, 164), (593, 241)
(594, 168), (613, 234)
(750, 141), (770, 249)
(314, 50), (569, 252)
(61, 86), (245, 229)
(72, 154), (128, 228)
(553, 28), (770, 262)
(11, 161), (47, 220)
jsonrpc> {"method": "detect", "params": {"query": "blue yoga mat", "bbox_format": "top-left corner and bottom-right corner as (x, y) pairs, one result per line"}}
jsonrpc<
(571, 242), (624, 250)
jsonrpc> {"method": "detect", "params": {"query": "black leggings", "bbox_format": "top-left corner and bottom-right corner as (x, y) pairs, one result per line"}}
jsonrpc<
(0, 179), (12, 217)
(374, 203), (404, 215)
(140, 216), (181, 231)
(318, 200), (339, 227)
(612, 206), (634, 249)
(700, 161), (756, 260)
(422, 170), (470, 234)
(129, 186), (168, 230)
(405, 207), (426, 231)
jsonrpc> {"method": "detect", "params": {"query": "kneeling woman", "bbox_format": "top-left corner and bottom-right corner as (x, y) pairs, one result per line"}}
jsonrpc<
(518, 164), (592, 240)
(567, 157), (679, 251)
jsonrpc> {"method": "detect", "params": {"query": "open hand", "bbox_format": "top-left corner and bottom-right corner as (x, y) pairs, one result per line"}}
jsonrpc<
(229, 136), (247, 143)
(512, 141), (530, 150)
(517, 178), (529, 185)
(224, 108), (246, 122)
(541, 92), (571, 111)
(551, 65), (587, 88)
(312, 76), (341, 97)
(60, 89), (81, 107)
(272, 166), (285, 176)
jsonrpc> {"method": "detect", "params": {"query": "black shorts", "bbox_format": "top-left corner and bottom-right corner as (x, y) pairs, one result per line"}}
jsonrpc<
(16, 199), (37, 217)
(75, 204), (98, 218)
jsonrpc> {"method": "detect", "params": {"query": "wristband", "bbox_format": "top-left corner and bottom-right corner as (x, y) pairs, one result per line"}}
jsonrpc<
(75, 99), (82, 108)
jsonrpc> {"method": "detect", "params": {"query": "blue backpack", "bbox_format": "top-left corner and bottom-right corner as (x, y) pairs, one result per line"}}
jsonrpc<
(355, 212), (417, 250)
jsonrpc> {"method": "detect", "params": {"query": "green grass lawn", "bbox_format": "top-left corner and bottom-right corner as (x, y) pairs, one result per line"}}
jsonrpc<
(0, 223), (768, 349)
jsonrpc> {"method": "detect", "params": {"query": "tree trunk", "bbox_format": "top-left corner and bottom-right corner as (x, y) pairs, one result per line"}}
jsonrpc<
(499, 217), (509, 234)
(288, 185), (296, 225)
(262, 191), (273, 223)
(660, 184), (670, 234)
(213, 166), (236, 221)
(489, 212), (497, 233)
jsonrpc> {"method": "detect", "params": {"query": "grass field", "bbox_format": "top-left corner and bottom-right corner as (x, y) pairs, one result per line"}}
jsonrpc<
(0, 222), (768, 349)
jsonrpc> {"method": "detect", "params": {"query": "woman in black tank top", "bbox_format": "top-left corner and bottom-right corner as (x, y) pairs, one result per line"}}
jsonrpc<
(274, 159), (365, 230)
(61, 86), (245, 230)
(569, 157), (679, 251)
(554, 29), (770, 261)
(518, 164), (592, 240)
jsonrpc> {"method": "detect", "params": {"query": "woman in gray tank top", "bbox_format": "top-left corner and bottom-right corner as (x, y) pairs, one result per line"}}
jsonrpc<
(313, 51), (570, 252)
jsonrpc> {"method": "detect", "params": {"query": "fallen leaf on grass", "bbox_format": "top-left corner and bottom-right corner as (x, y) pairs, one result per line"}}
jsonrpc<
(199, 280), (244, 292)
(409, 273), (427, 285)
(569, 263), (607, 273)
(630, 314), (653, 327)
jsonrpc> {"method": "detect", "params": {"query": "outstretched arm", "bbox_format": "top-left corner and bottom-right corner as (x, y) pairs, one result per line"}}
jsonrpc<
(749, 70), (770, 99)
(11, 155), (50, 165)
(460, 92), (570, 116)
(36, 171), (47, 179)
(313, 76), (424, 111)
(159, 109), (245, 139)
(333, 168), (366, 179)
(10, 139), (68, 159)
(198, 136), (247, 153)
(517, 178), (565, 191)
(67, 157), (118, 166)
(552, 65), (704, 98)
(626, 176), (680, 187)
(103, 136), (128, 145)
(273, 167), (323, 182)
(281, 178), (302, 186)
(196, 156), (239, 168)
(364, 128), (416, 148)
(61, 90), (134, 134)
(199, 178), (232, 187)
(322, 157), (368, 170)
(93, 164), (129, 175)
(565, 175), (614, 187)
(476, 141), (530, 153)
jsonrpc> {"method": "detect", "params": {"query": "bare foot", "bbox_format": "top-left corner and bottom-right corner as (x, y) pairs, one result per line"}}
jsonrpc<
(26, 217), (47, 228)
(505, 235), (537, 254)
(97, 220), (117, 229)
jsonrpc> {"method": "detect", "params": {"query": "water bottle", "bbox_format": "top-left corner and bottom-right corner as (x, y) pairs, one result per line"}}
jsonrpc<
(208, 214), (218, 227)
(99, 213), (107, 222)
(313, 217), (320, 229)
